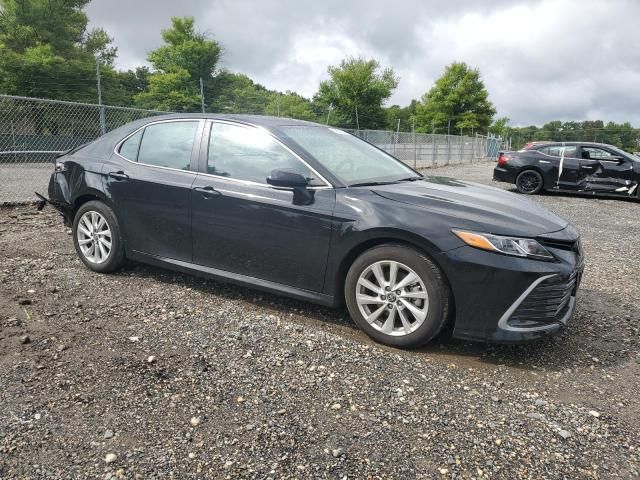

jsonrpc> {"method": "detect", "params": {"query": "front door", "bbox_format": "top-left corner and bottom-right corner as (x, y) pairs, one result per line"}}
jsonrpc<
(104, 120), (203, 261)
(191, 121), (336, 292)
(577, 145), (635, 193)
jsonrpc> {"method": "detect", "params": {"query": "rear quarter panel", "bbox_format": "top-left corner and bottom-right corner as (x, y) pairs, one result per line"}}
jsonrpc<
(510, 151), (559, 187)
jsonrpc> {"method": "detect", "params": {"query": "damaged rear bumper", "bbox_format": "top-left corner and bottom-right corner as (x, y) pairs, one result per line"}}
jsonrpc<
(493, 166), (516, 184)
(37, 172), (74, 226)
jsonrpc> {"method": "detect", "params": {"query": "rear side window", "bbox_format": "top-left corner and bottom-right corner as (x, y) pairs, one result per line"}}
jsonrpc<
(118, 130), (142, 160)
(138, 122), (199, 170)
(119, 121), (199, 170)
(539, 145), (577, 157)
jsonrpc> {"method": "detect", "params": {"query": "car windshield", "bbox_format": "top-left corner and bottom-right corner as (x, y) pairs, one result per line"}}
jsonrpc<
(280, 126), (418, 186)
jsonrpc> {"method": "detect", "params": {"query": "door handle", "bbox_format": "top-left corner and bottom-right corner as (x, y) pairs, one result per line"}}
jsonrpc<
(193, 185), (221, 199)
(108, 171), (129, 181)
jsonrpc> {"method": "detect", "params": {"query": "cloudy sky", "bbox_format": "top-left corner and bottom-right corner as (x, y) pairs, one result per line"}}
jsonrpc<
(87, 0), (640, 126)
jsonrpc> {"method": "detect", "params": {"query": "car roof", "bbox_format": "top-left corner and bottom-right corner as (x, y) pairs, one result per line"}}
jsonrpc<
(132, 113), (321, 128)
(532, 141), (619, 149)
(78, 114), (325, 158)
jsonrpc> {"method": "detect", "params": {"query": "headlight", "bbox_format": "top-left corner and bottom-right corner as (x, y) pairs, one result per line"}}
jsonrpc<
(453, 230), (554, 260)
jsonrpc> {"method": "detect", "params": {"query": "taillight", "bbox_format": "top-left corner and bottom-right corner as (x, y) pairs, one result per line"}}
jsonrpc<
(497, 153), (512, 166)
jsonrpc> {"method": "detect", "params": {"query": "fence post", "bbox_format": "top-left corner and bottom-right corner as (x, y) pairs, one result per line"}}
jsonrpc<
(96, 59), (106, 135)
(413, 130), (417, 169)
(471, 135), (475, 163)
(433, 135), (437, 167)
(446, 135), (450, 165)
(392, 130), (396, 156)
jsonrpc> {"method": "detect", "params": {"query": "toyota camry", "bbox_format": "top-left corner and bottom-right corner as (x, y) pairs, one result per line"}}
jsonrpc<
(39, 114), (584, 348)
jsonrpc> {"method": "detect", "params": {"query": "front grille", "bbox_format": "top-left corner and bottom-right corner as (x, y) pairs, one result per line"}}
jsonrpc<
(508, 272), (578, 327)
(538, 237), (581, 254)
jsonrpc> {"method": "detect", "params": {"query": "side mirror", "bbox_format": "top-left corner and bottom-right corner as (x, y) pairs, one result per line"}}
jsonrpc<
(267, 168), (315, 205)
(267, 169), (309, 188)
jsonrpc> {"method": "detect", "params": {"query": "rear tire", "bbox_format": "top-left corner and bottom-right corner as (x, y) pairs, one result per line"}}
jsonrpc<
(345, 245), (451, 348)
(516, 169), (544, 195)
(72, 200), (125, 273)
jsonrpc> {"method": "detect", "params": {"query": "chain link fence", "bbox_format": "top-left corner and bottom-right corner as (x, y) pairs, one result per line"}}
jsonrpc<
(0, 94), (505, 204)
(0, 95), (165, 204)
(345, 129), (504, 170)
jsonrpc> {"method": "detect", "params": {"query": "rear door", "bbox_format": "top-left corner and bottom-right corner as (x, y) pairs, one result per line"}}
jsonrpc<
(104, 119), (204, 261)
(577, 145), (635, 193)
(537, 145), (579, 189)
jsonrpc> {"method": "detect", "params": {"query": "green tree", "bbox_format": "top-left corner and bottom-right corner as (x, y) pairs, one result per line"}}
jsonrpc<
(415, 62), (496, 134)
(313, 57), (398, 129)
(265, 91), (316, 120)
(205, 71), (272, 114)
(0, 0), (117, 102)
(384, 100), (418, 131)
(134, 70), (200, 112)
(489, 117), (510, 137)
(148, 17), (221, 81)
(136, 17), (221, 111)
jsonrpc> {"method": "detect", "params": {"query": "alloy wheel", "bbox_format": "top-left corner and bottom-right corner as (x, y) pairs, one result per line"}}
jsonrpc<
(77, 211), (112, 264)
(355, 260), (429, 336)
(518, 171), (542, 193)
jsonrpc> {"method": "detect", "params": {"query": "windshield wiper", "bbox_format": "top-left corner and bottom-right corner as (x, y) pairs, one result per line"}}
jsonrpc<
(348, 176), (423, 188)
(348, 181), (399, 187)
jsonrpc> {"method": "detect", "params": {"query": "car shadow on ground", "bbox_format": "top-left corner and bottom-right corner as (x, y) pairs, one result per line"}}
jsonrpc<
(117, 262), (636, 374)
(507, 187), (640, 204)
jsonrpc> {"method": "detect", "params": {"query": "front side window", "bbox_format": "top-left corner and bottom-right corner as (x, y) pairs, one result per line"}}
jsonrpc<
(131, 121), (199, 170)
(207, 122), (323, 186)
(281, 126), (416, 185)
(581, 147), (613, 160)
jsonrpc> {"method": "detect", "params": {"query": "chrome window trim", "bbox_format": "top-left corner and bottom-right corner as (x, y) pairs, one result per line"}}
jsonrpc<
(204, 119), (333, 190)
(112, 118), (334, 191)
(537, 147), (578, 160)
(113, 118), (204, 174)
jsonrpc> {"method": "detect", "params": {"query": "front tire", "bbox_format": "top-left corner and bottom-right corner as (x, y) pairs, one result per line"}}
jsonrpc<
(515, 169), (544, 195)
(72, 200), (125, 273)
(345, 245), (451, 348)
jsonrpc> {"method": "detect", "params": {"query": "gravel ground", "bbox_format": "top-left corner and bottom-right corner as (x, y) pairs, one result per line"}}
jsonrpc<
(0, 163), (52, 204)
(1, 162), (639, 479)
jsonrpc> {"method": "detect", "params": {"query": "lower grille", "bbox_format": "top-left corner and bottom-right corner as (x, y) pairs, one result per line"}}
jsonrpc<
(508, 272), (578, 327)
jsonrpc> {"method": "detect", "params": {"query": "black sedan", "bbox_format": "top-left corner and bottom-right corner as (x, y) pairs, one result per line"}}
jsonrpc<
(40, 114), (584, 347)
(494, 141), (640, 198)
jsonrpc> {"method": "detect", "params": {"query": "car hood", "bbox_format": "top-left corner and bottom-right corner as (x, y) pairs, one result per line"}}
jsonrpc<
(371, 176), (572, 238)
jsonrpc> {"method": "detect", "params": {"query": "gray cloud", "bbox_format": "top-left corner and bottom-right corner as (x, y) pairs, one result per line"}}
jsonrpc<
(87, 0), (640, 125)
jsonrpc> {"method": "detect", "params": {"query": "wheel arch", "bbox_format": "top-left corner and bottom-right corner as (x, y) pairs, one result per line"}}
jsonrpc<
(330, 229), (454, 311)
(71, 189), (114, 218)
(516, 165), (550, 189)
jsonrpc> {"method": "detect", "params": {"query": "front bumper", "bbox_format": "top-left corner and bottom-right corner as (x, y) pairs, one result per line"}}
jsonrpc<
(440, 236), (584, 343)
